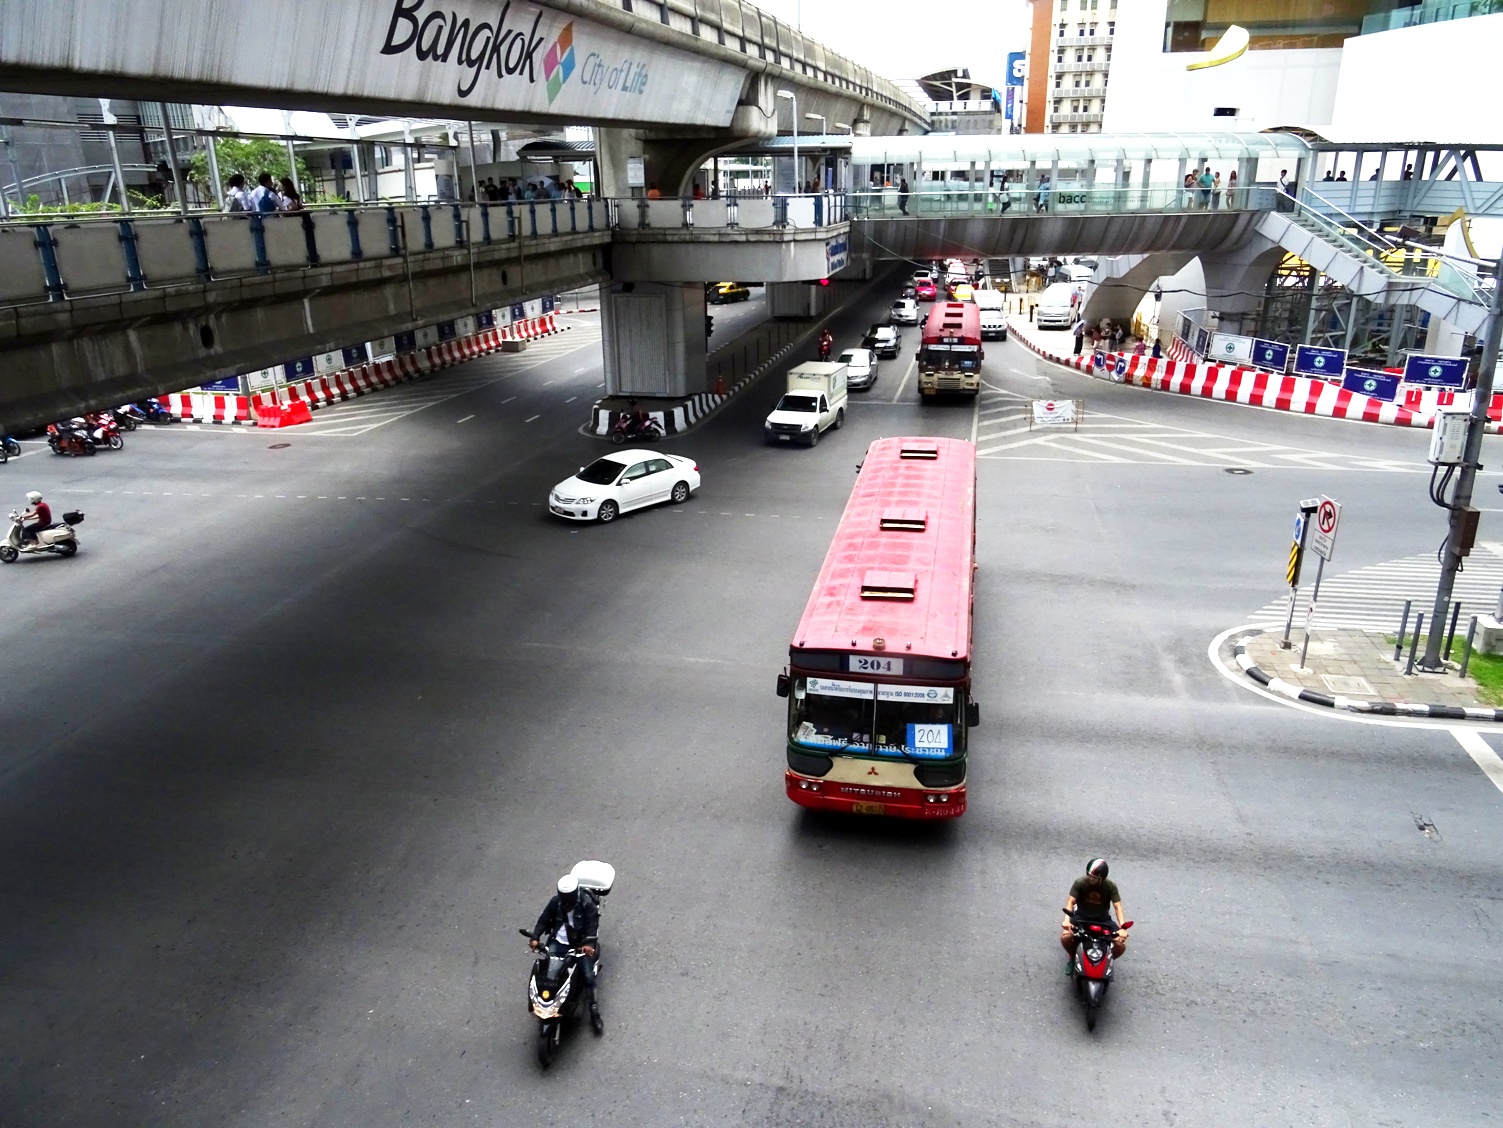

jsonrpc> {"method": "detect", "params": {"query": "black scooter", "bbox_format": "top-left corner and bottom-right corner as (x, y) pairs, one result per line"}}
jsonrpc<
(519, 928), (601, 1068)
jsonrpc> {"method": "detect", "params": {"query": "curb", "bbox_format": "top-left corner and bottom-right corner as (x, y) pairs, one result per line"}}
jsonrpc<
(1009, 319), (1503, 433)
(1231, 633), (1503, 721)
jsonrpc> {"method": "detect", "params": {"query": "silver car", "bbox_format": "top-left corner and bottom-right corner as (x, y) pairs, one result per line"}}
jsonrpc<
(837, 348), (878, 391)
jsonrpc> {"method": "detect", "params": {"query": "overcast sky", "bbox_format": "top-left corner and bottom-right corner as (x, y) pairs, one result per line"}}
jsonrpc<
(749, 0), (1030, 88)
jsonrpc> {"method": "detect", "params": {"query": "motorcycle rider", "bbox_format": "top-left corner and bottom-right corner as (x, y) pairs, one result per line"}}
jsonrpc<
(1060, 858), (1128, 960)
(19, 490), (51, 543)
(530, 874), (604, 1035)
(818, 329), (833, 361)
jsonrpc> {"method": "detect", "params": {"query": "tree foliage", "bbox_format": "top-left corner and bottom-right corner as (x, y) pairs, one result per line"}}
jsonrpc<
(189, 138), (316, 194)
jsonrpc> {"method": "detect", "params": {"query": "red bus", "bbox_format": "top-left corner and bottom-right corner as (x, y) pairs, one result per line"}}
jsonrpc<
(919, 301), (983, 397)
(777, 436), (979, 819)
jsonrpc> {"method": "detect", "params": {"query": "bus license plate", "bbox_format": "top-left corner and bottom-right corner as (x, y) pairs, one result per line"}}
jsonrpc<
(851, 801), (885, 816)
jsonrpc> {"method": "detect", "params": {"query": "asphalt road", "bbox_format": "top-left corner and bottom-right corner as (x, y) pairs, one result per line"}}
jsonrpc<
(1, 281), (1501, 1127)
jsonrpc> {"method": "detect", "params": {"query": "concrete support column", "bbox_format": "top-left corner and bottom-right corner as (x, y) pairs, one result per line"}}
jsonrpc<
(1197, 240), (1287, 337)
(597, 128), (645, 199)
(767, 281), (827, 318)
(600, 281), (707, 399)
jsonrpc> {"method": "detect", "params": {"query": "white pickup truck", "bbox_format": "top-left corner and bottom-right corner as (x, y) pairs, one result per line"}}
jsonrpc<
(764, 361), (848, 447)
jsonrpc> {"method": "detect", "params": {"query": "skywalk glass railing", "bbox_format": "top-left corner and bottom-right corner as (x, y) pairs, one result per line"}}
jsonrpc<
(846, 185), (1280, 219)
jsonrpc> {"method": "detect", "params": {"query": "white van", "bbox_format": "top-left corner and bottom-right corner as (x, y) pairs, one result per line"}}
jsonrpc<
(1035, 281), (1079, 330)
(765, 361), (848, 446)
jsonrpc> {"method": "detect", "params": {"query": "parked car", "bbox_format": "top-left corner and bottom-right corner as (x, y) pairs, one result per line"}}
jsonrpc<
(549, 451), (701, 523)
(890, 298), (920, 325)
(863, 325), (901, 358)
(708, 282), (751, 304)
(915, 279), (938, 301)
(837, 347), (878, 390)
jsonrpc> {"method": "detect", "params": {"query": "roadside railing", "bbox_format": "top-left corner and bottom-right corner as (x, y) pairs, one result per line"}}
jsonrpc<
(0, 198), (613, 308)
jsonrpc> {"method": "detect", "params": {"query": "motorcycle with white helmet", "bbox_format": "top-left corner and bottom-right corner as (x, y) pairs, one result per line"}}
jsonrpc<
(520, 860), (614, 1068)
(2, 492), (82, 562)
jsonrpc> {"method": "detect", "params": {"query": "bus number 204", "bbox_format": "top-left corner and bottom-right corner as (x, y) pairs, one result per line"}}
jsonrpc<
(849, 655), (903, 674)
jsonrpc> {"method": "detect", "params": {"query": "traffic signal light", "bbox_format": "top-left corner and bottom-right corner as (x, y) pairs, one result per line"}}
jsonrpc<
(705, 314), (714, 338)
(818, 278), (830, 287)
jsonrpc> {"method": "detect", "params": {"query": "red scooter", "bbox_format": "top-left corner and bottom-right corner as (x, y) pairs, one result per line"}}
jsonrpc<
(85, 413), (125, 451)
(1064, 910), (1133, 1031)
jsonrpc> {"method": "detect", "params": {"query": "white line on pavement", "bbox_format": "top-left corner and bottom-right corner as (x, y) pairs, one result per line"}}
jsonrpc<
(891, 356), (916, 403)
(525, 414), (541, 423)
(457, 414), (475, 423)
(1451, 728), (1503, 797)
(502, 396), (517, 404)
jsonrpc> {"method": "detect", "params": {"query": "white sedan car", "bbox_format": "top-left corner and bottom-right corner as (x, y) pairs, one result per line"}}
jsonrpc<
(837, 347), (878, 391)
(550, 450), (701, 523)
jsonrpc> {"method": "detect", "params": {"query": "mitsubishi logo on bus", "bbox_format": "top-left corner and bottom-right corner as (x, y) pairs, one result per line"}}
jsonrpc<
(867, 766), (880, 775)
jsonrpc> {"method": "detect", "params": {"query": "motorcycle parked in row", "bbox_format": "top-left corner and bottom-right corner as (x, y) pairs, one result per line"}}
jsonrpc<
(47, 422), (95, 457)
(611, 414), (664, 444)
(1064, 910), (1132, 1031)
(1, 508), (82, 562)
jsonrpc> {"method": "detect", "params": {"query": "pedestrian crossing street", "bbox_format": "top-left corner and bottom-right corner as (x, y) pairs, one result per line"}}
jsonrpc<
(971, 386), (1424, 472)
(298, 325), (602, 437)
(1247, 546), (1503, 631)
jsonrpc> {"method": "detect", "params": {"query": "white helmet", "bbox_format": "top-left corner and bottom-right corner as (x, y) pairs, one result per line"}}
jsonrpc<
(25, 491), (42, 503)
(556, 875), (578, 896)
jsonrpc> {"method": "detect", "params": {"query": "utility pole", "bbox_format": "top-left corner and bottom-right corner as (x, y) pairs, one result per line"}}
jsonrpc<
(1420, 253), (1503, 671)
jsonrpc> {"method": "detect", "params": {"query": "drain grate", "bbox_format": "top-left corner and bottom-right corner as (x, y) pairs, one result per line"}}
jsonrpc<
(1321, 674), (1376, 696)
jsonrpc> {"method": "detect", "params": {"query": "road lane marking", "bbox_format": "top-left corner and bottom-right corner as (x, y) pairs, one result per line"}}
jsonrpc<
(564, 396), (577, 403)
(891, 356), (916, 403)
(525, 414), (541, 422)
(457, 414), (475, 423)
(1451, 729), (1503, 797)
(502, 396), (517, 404)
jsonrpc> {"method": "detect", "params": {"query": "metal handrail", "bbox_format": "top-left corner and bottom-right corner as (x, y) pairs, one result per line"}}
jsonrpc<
(1299, 187), (1402, 252)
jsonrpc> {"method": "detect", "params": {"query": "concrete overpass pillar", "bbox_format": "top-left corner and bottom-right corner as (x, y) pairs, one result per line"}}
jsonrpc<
(597, 128), (646, 199)
(600, 281), (707, 399)
(1197, 241), (1286, 337)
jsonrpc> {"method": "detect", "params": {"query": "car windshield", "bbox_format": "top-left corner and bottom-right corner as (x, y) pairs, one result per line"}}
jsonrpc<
(790, 678), (962, 759)
(837, 352), (862, 365)
(576, 457), (627, 485)
(775, 394), (818, 412)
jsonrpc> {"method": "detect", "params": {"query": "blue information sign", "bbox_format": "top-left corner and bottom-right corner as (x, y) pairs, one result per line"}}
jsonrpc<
(437, 320), (457, 341)
(198, 375), (241, 393)
(341, 344), (369, 367)
(393, 330), (418, 353)
(510, 303), (526, 322)
(1341, 368), (1400, 401)
(476, 309), (495, 329)
(1403, 353), (1469, 389)
(541, 295), (556, 313)
(283, 356), (315, 380)
(1092, 349), (1106, 370)
(1113, 356), (1128, 377)
(1006, 51), (1026, 86)
(1250, 339), (1290, 372)
(1293, 345), (1347, 379)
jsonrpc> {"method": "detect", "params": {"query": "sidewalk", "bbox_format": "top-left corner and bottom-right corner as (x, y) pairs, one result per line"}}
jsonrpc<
(1217, 625), (1503, 722)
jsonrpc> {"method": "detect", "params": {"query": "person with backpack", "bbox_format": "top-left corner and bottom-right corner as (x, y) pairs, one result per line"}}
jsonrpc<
(223, 173), (252, 213)
(249, 172), (280, 213)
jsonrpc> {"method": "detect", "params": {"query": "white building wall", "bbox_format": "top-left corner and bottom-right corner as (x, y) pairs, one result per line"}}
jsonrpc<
(1331, 14), (1503, 140)
(1101, 0), (1340, 133)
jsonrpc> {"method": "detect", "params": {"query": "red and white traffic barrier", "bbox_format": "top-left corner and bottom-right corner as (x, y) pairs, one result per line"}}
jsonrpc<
(1009, 319), (1503, 432)
(156, 392), (254, 424)
(242, 317), (569, 425)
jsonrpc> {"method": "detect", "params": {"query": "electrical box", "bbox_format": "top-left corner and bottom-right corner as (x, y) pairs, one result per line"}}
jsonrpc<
(1429, 411), (1470, 465)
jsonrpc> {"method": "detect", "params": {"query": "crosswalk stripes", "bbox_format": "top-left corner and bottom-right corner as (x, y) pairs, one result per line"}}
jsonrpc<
(301, 328), (602, 436)
(1246, 546), (1503, 631)
(970, 386), (1425, 472)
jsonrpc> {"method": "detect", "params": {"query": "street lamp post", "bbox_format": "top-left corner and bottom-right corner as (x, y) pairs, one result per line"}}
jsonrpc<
(776, 89), (797, 194)
(804, 113), (826, 192)
(1421, 254), (1503, 671)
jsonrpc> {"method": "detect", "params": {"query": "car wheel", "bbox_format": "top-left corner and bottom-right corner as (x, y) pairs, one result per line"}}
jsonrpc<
(807, 426), (820, 448)
(597, 500), (619, 523)
(833, 409), (845, 430)
(671, 480), (690, 504)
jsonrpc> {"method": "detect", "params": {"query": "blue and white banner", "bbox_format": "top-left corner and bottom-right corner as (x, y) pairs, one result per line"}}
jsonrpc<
(1250, 339), (1290, 372)
(1293, 345), (1347, 379)
(197, 376), (241, 393)
(1403, 353), (1469, 389)
(476, 309), (496, 329)
(393, 330), (418, 353)
(1341, 368), (1400, 401)
(284, 356), (316, 380)
(1006, 51), (1026, 86)
(342, 344), (369, 367)
(437, 320), (458, 341)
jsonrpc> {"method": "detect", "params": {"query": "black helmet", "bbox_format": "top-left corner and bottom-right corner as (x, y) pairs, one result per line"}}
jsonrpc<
(1086, 858), (1109, 879)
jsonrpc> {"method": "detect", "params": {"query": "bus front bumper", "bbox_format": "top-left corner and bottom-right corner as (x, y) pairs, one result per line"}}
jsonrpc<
(918, 374), (980, 396)
(785, 771), (966, 818)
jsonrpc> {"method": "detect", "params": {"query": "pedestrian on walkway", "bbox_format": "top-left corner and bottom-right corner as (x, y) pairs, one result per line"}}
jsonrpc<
(1212, 172), (1222, 209)
(1071, 315), (1087, 356)
(250, 171), (279, 212)
(223, 172), (251, 213)
(1226, 169), (1237, 209)
(1197, 166), (1214, 210)
(1183, 173), (1196, 210)
(898, 177), (910, 216)
(278, 177), (304, 212)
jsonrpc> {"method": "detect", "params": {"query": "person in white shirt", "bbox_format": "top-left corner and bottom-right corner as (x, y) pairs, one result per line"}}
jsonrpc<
(222, 173), (252, 213)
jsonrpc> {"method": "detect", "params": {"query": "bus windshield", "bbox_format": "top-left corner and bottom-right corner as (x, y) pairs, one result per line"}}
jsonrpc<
(790, 677), (961, 759)
(920, 345), (981, 371)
